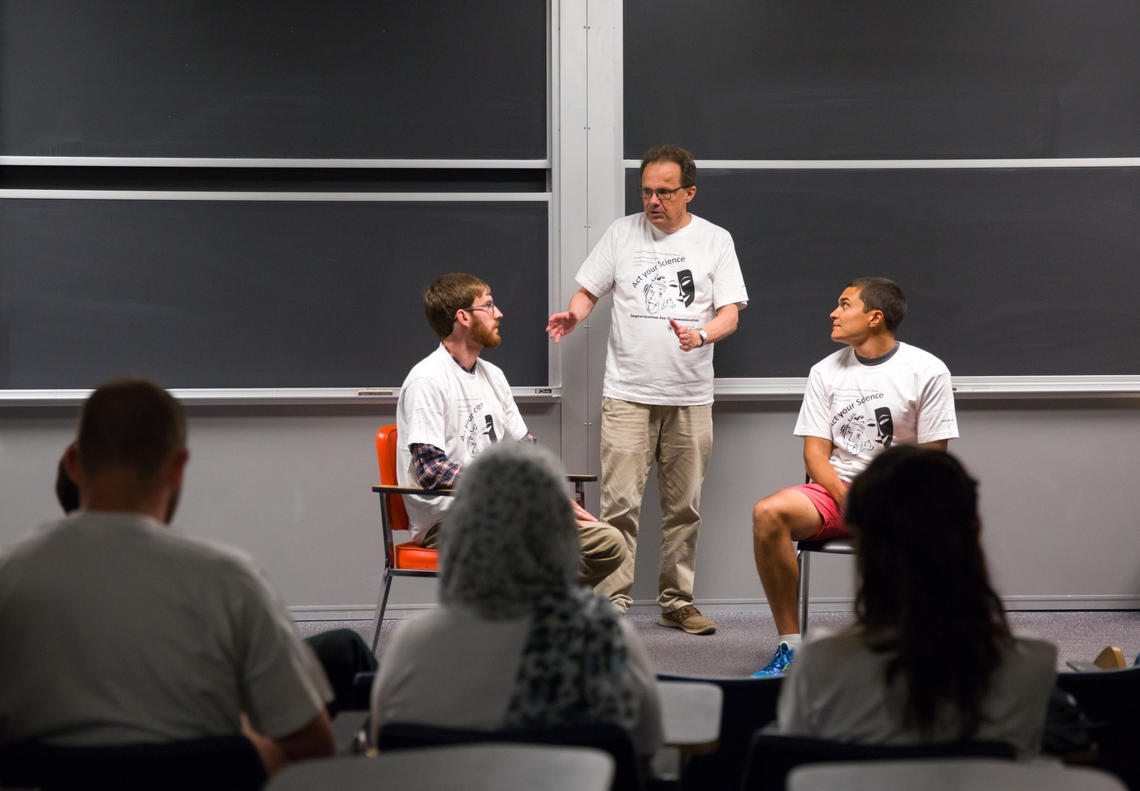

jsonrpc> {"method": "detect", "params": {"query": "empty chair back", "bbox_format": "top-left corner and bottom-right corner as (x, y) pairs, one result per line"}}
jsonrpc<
(741, 733), (1016, 791)
(0, 735), (267, 791)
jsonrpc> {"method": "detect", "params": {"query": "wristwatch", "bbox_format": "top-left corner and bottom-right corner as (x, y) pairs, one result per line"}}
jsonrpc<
(697, 328), (709, 346)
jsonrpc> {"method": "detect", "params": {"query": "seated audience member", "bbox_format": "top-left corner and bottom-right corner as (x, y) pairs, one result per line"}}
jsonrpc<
(53, 453), (376, 718)
(370, 442), (663, 757)
(0, 378), (335, 775)
(397, 272), (625, 590)
(752, 277), (958, 675)
(776, 446), (1057, 755)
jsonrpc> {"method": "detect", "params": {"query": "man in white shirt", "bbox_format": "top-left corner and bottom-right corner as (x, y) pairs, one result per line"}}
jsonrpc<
(547, 146), (749, 634)
(750, 277), (959, 675)
(397, 272), (625, 588)
(0, 378), (335, 777)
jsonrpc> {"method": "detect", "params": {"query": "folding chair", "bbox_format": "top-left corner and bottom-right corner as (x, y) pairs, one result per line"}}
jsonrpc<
(371, 424), (449, 652)
(370, 425), (599, 652)
(740, 733), (1016, 791)
(795, 537), (854, 635)
(795, 474), (854, 635)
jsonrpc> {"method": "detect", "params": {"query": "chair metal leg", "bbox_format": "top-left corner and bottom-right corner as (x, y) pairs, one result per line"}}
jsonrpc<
(370, 572), (393, 654)
(797, 549), (810, 636)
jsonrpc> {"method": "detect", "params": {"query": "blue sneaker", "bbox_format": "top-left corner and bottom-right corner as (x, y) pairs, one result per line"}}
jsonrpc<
(751, 642), (795, 677)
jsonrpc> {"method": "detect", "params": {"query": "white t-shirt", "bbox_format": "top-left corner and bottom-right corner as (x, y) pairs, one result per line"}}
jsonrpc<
(369, 604), (664, 757)
(795, 343), (959, 483)
(575, 213), (749, 406)
(0, 511), (332, 745)
(777, 629), (1057, 755)
(396, 344), (529, 542)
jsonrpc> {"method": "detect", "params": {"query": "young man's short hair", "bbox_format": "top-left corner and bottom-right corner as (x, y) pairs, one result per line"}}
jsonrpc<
(848, 276), (907, 333)
(76, 377), (186, 482)
(640, 144), (697, 188)
(423, 273), (490, 340)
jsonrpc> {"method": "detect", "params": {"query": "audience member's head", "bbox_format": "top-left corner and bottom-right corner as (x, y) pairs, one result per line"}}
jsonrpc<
(437, 442), (639, 732)
(65, 377), (188, 522)
(844, 445), (1010, 739)
(440, 441), (578, 617)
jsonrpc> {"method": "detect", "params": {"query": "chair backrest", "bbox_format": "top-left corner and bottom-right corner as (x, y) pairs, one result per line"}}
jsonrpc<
(655, 672), (783, 791)
(376, 424), (410, 532)
(1055, 666), (1140, 789)
(740, 733), (1017, 791)
(0, 735), (267, 791)
(375, 721), (644, 791)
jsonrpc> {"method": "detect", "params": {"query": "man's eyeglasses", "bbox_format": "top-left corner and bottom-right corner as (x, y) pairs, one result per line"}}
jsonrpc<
(641, 186), (688, 202)
(465, 301), (496, 313)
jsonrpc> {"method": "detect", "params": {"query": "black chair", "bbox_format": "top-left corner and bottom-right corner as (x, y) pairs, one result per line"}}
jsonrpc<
(655, 673), (782, 791)
(795, 537), (855, 635)
(1056, 666), (1140, 790)
(0, 735), (267, 791)
(740, 733), (1017, 791)
(375, 721), (645, 791)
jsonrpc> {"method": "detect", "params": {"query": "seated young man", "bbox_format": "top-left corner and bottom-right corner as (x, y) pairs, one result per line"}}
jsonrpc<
(397, 272), (625, 589)
(751, 277), (958, 675)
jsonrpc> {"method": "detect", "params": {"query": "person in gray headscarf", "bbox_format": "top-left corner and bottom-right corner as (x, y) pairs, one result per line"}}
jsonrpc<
(369, 442), (663, 756)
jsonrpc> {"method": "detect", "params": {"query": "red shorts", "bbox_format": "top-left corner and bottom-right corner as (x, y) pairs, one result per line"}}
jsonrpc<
(785, 483), (850, 541)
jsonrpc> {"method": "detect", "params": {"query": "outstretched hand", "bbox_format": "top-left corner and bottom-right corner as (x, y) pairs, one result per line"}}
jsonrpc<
(669, 318), (702, 352)
(546, 311), (579, 343)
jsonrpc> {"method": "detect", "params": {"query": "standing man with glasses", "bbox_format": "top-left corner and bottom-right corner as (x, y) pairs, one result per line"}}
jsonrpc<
(547, 146), (748, 634)
(397, 273), (625, 589)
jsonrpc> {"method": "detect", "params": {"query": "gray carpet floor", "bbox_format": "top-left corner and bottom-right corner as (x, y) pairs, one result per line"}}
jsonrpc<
(300, 608), (1140, 675)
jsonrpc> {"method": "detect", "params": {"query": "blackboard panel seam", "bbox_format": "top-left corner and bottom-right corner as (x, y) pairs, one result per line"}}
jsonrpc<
(0, 387), (565, 406)
(0, 190), (551, 203)
(0, 158), (553, 169)
(622, 158), (1140, 170)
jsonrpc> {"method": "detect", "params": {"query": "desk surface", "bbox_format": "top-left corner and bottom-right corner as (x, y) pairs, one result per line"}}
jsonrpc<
(657, 680), (723, 754)
(267, 744), (613, 791)
(789, 758), (1126, 791)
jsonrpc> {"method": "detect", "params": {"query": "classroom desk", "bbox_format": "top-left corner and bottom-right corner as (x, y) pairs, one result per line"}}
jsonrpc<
(657, 679), (723, 755)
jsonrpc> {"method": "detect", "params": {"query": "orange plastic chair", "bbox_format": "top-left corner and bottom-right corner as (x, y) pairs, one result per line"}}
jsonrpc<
(370, 424), (450, 652)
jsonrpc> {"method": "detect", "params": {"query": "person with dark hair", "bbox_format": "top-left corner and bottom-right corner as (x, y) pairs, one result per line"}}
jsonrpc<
(0, 377), (335, 776)
(370, 442), (663, 757)
(777, 446), (1056, 754)
(547, 145), (748, 635)
(398, 273), (625, 589)
(751, 278), (958, 675)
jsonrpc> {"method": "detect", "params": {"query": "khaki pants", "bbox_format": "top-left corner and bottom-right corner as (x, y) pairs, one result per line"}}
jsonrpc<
(421, 518), (625, 590)
(595, 397), (714, 612)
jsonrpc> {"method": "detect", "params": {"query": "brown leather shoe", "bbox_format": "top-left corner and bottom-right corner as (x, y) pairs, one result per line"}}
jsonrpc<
(659, 604), (716, 635)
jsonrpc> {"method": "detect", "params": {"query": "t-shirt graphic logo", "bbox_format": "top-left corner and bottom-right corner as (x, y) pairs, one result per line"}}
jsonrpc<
(676, 269), (694, 307)
(838, 413), (877, 455)
(874, 407), (894, 448)
(483, 414), (498, 443)
(642, 273), (676, 314)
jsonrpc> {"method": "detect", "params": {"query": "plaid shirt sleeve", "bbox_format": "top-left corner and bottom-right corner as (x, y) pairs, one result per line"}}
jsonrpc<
(410, 443), (462, 489)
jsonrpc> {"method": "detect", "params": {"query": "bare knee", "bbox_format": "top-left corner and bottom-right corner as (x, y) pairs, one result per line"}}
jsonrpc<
(752, 496), (791, 544)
